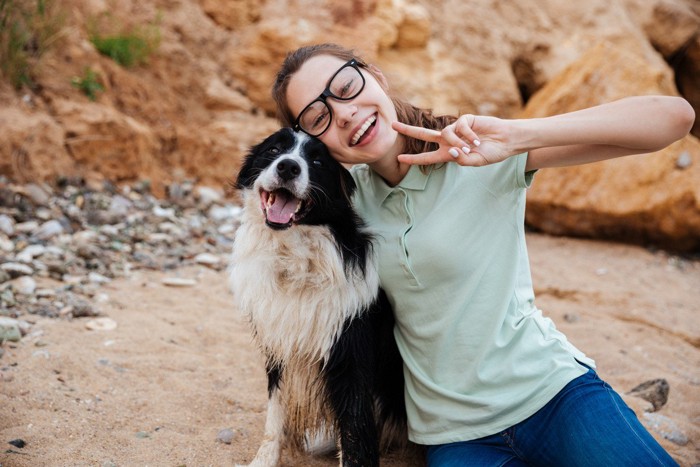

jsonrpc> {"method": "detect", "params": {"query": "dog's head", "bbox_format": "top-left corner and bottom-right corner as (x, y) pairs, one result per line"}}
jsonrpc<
(236, 128), (357, 230)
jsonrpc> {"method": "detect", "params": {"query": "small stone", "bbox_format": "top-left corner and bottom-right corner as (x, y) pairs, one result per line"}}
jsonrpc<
(194, 253), (220, 266)
(33, 219), (64, 240)
(85, 317), (117, 331)
(161, 277), (197, 287)
(11, 276), (36, 295)
(196, 186), (223, 207)
(0, 235), (13, 253)
(675, 151), (692, 169)
(135, 431), (150, 439)
(88, 272), (111, 284)
(0, 215), (15, 236)
(24, 183), (51, 205)
(216, 428), (235, 444)
(642, 413), (689, 446)
(8, 438), (26, 448)
(208, 204), (242, 222)
(14, 220), (39, 234)
(0, 318), (22, 342)
(563, 313), (579, 323)
(16, 244), (46, 263)
(1, 262), (34, 277)
(627, 378), (669, 412)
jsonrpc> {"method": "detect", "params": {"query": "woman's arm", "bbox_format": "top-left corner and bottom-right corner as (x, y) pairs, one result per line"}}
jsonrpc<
(394, 96), (695, 170)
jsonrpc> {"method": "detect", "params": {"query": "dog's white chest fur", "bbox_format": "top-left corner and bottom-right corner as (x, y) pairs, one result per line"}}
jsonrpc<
(229, 192), (379, 365)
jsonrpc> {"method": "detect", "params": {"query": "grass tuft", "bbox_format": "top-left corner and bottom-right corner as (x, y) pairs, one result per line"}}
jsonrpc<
(0, 0), (66, 89)
(88, 13), (161, 68)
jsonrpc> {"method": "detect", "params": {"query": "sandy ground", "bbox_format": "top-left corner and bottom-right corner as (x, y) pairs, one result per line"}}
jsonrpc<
(0, 233), (698, 467)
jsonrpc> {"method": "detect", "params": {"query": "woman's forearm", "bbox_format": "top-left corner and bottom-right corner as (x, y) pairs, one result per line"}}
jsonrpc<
(517, 96), (695, 171)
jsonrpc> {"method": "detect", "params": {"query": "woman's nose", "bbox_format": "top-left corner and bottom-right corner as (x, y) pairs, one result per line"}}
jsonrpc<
(331, 101), (356, 128)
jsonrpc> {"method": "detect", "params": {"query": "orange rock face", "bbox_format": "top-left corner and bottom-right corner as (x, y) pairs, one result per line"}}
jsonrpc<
(0, 0), (698, 248)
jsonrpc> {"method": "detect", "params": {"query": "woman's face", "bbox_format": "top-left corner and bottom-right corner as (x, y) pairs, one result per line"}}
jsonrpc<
(286, 55), (403, 166)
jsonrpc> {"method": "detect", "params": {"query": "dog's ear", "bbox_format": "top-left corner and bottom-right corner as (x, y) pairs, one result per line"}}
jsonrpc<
(339, 166), (357, 204)
(235, 152), (258, 190)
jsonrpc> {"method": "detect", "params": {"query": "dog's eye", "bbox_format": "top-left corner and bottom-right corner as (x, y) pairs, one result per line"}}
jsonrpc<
(268, 147), (280, 155)
(313, 159), (324, 167)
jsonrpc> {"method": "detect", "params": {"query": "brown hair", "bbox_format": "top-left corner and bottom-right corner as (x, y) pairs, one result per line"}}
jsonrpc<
(272, 43), (457, 156)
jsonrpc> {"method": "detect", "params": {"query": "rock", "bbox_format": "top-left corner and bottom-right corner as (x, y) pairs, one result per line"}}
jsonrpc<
(24, 183), (51, 206)
(11, 276), (37, 295)
(194, 253), (220, 267)
(0, 108), (77, 184)
(16, 244), (47, 263)
(161, 277), (198, 287)
(85, 318), (117, 331)
(204, 77), (254, 111)
(676, 151), (692, 170)
(627, 378), (670, 412)
(195, 186), (223, 208)
(642, 412), (689, 446)
(1, 262), (34, 278)
(0, 317), (23, 342)
(8, 439), (26, 448)
(33, 219), (64, 240)
(522, 41), (700, 252)
(216, 428), (235, 444)
(0, 215), (15, 236)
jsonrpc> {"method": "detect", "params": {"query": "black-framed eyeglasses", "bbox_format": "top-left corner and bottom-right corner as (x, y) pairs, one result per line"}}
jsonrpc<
(293, 59), (366, 137)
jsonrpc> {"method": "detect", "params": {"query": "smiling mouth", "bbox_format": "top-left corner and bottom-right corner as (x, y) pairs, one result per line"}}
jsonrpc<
(259, 189), (310, 229)
(350, 114), (377, 146)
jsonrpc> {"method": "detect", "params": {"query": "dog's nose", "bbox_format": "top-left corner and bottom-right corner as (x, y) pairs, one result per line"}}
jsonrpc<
(276, 159), (301, 181)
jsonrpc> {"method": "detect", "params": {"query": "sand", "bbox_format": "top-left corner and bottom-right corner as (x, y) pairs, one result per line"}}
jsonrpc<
(1, 233), (698, 466)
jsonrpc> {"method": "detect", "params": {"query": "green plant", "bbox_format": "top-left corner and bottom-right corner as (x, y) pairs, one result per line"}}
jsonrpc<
(88, 13), (161, 68)
(0, 0), (66, 89)
(71, 67), (104, 101)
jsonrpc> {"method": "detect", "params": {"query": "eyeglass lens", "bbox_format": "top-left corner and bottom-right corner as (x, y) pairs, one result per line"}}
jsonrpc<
(299, 65), (364, 135)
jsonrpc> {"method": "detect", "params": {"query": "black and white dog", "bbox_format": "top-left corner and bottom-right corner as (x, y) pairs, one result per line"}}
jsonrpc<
(229, 128), (407, 467)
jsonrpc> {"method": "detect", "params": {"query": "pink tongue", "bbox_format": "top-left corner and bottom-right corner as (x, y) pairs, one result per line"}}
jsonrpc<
(267, 191), (298, 224)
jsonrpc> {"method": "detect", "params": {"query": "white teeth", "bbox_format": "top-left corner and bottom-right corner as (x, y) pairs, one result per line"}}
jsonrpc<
(351, 115), (376, 145)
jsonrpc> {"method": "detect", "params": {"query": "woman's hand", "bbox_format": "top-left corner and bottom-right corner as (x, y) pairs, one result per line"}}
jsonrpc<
(393, 115), (521, 167)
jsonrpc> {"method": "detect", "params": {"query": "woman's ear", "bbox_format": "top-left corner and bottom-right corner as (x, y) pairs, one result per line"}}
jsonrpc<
(368, 64), (389, 90)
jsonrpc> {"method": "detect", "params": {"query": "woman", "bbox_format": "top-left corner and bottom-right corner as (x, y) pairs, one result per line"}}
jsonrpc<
(272, 43), (694, 466)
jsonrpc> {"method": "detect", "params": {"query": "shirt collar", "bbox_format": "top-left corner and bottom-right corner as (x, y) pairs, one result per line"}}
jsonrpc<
(368, 164), (433, 204)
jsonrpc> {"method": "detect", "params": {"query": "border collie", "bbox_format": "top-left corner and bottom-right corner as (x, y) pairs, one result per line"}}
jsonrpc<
(229, 128), (407, 467)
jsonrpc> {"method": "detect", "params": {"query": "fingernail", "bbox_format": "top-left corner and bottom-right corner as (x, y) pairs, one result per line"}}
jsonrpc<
(462, 146), (470, 154)
(473, 139), (481, 146)
(449, 148), (459, 158)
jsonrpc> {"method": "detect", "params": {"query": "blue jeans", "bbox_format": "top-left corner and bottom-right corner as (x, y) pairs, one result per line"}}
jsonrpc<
(426, 367), (678, 466)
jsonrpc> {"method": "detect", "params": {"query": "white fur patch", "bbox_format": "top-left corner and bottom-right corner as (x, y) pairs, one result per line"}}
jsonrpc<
(229, 188), (380, 366)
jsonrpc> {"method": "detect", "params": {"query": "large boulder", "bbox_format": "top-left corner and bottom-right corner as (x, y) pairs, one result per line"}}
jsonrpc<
(522, 41), (700, 251)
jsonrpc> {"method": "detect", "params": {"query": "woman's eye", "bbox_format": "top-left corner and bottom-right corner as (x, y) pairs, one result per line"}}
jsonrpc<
(340, 80), (354, 97)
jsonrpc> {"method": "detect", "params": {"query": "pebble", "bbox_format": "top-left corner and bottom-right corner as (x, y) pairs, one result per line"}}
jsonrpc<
(85, 318), (118, 331)
(194, 253), (221, 267)
(1, 262), (33, 277)
(642, 413), (689, 446)
(216, 428), (235, 444)
(0, 175), (239, 347)
(33, 219), (64, 240)
(161, 277), (198, 287)
(11, 276), (37, 295)
(675, 151), (692, 170)
(0, 214), (15, 235)
(627, 378), (669, 412)
(0, 317), (23, 342)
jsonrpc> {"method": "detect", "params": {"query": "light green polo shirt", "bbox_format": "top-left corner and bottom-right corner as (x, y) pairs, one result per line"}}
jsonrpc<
(350, 154), (593, 445)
